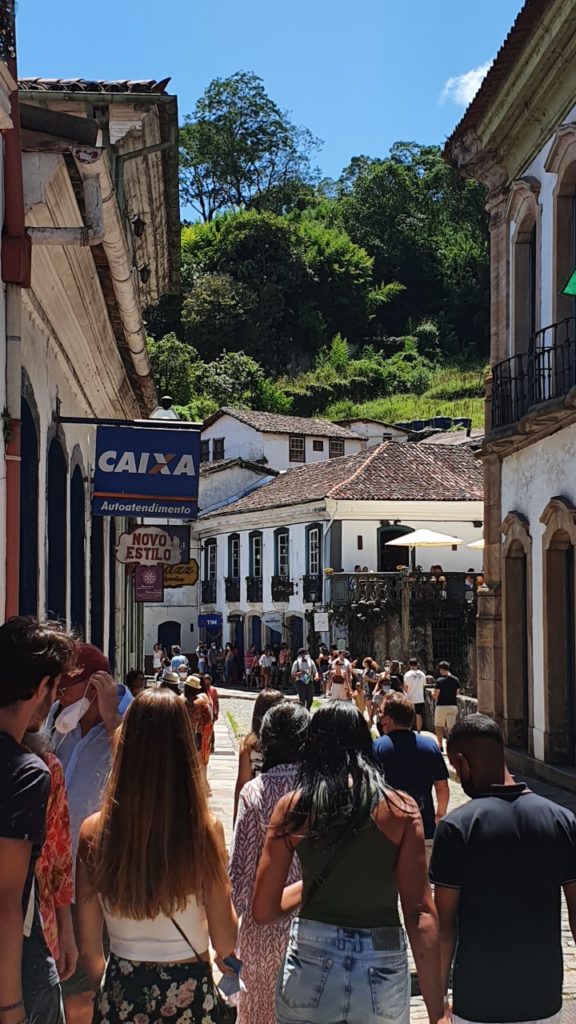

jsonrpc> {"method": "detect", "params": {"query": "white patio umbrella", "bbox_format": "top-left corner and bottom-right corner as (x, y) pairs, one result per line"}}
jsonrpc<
(385, 528), (464, 568)
(467, 538), (485, 550)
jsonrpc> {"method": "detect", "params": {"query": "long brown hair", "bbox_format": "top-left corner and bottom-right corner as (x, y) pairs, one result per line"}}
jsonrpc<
(88, 688), (228, 918)
(243, 689), (283, 753)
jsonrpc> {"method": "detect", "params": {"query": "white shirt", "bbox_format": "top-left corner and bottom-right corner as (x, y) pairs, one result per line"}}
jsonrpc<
(259, 654), (274, 668)
(403, 669), (426, 704)
(291, 656), (315, 678)
(103, 895), (209, 962)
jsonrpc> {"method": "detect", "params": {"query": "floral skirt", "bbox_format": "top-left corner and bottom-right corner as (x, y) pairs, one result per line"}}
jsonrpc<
(92, 953), (220, 1024)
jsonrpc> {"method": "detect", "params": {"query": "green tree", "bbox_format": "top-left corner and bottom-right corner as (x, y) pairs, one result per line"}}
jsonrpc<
(146, 333), (199, 405)
(180, 210), (377, 368)
(181, 272), (255, 358)
(336, 143), (489, 355)
(180, 72), (321, 220)
(181, 211), (318, 368)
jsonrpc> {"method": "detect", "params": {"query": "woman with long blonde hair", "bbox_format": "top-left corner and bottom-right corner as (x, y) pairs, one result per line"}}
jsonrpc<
(76, 688), (237, 1023)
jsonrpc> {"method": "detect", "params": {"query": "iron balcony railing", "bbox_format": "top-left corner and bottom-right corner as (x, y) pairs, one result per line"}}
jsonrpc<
(201, 579), (217, 604)
(271, 575), (294, 602)
(492, 317), (576, 430)
(246, 576), (263, 603)
(303, 574), (323, 603)
(225, 577), (241, 603)
(330, 571), (477, 607)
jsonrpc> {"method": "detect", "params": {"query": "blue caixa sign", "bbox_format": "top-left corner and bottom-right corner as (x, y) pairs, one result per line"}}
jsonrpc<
(93, 426), (200, 518)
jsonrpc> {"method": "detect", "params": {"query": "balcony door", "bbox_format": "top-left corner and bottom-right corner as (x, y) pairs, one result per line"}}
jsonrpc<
(378, 525), (413, 572)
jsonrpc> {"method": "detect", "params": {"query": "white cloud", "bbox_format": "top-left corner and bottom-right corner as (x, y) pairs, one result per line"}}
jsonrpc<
(441, 61), (492, 106)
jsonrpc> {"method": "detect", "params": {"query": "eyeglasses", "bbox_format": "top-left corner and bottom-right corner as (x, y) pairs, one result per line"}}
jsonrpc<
(57, 677), (88, 694)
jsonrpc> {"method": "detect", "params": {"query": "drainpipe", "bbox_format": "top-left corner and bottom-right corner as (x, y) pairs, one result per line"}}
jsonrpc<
(27, 146), (152, 386)
(79, 153), (150, 378)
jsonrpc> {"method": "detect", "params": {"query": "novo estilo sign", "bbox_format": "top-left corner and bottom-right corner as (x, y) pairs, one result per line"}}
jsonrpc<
(92, 425), (200, 518)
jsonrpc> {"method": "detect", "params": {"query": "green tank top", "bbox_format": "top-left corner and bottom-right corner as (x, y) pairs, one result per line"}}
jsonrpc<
(297, 820), (400, 928)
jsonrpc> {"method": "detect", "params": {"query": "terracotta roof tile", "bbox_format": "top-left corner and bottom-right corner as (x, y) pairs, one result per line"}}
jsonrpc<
(203, 407), (363, 440)
(207, 442), (483, 517)
(199, 457), (275, 477)
(19, 78), (172, 94)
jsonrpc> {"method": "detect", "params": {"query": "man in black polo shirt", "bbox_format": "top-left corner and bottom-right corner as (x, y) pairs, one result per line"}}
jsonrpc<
(0, 617), (76, 1024)
(430, 714), (576, 1024)
(433, 661), (459, 751)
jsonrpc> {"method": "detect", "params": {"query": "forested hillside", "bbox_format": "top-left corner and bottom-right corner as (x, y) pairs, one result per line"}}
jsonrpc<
(146, 72), (488, 426)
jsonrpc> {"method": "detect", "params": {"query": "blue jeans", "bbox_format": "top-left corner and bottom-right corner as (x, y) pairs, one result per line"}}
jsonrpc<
(276, 918), (410, 1024)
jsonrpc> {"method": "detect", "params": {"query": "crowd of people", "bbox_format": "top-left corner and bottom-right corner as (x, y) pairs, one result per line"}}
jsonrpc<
(2, 615), (576, 1024)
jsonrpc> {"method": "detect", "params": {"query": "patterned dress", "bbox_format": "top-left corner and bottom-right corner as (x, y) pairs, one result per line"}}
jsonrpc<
(229, 764), (301, 1024)
(36, 752), (74, 961)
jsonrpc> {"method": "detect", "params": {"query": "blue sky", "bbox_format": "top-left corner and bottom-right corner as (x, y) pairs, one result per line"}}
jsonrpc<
(18, 0), (522, 180)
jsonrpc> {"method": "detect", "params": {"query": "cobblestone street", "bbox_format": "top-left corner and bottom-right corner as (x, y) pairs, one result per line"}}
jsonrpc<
(210, 691), (576, 1021)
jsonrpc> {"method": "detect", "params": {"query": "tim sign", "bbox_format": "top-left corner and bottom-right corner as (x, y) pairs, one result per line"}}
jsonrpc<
(93, 426), (200, 518)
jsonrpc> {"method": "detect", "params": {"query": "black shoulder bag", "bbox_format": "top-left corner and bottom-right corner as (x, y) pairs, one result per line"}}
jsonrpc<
(170, 918), (237, 1024)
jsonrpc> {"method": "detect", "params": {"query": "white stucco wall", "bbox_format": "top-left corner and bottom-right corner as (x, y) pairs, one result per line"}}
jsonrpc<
(201, 415), (363, 472)
(198, 464), (274, 513)
(343, 421), (409, 446)
(500, 422), (576, 761)
(339, 507), (484, 573)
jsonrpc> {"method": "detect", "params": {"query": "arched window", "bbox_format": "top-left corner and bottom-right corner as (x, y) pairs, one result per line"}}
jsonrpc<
(502, 512), (532, 751)
(228, 533), (240, 578)
(305, 523), (323, 577)
(46, 437), (67, 621)
(108, 519), (117, 671)
(19, 396), (39, 615)
(70, 464), (86, 635)
(90, 515), (104, 649)
(540, 497), (576, 765)
(204, 538), (217, 580)
(249, 531), (263, 578)
(555, 160), (576, 323)
(377, 524), (414, 572)
(512, 217), (537, 354)
(274, 527), (290, 577)
(158, 620), (181, 652)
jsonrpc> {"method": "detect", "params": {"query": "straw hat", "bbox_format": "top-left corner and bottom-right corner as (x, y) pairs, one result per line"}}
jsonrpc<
(184, 674), (202, 691)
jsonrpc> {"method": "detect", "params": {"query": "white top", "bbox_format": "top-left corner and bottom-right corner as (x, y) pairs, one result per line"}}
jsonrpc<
(259, 654), (274, 668)
(403, 669), (426, 704)
(329, 680), (350, 700)
(291, 656), (315, 677)
(152, 650), (163, 669)
(102, 895), (209, 962)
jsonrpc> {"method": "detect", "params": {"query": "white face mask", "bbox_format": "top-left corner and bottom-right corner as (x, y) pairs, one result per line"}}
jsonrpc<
(54, 686), (92, 734)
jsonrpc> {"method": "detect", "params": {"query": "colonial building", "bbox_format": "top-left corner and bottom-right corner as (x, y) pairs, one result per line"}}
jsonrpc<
(195, 441), (483, 663)
(5, 75), (179, 676)
(445, 0), (576, 769)
(201, 408), (365, 471)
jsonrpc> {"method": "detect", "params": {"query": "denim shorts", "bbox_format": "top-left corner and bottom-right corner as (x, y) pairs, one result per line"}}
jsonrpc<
(276, 917), (410, 1024)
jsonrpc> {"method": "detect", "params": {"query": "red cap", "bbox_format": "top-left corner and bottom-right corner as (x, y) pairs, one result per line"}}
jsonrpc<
(60, 643), (110, 688)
